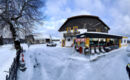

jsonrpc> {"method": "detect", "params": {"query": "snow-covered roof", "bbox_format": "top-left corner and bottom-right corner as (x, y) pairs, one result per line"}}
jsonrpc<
(79, 32), (124, 37)
(76, 32), (122, 39)
(33, 33), (50, 40)
(51, 37), (60, 40)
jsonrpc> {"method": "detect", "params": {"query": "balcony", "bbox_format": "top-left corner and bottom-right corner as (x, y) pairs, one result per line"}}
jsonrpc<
(63, 31), (80, 38)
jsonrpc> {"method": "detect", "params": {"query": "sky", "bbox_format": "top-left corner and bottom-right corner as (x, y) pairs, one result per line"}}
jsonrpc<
(36, 0), (130, 38)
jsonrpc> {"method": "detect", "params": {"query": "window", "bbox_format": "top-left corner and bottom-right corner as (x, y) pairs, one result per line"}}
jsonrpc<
(80, 42), (85, 47)
(67, 37), (71, 41)
(73, 26), (78, 32)
(124, 40), (126, 43)
(67, 27), (71, 33)
(68, 38), (70, 41)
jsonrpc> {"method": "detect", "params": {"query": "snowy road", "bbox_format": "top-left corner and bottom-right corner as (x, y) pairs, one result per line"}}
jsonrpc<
(17, 44), (130, 80)
(0, 45), (16, 80)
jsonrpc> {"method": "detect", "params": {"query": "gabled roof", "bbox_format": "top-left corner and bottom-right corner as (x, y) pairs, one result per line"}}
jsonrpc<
(58, 15), (110, 32)
(33, 33), (50, 40)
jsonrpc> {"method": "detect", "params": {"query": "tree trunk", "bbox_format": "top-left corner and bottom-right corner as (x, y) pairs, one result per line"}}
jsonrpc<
(9, 23), (22, 51)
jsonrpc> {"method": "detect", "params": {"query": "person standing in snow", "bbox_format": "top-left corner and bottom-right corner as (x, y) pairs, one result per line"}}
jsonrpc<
(126, 63), (130, 79)
(27, 40), (31, 48)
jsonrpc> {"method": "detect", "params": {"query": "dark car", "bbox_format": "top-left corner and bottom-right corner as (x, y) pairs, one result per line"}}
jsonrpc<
(47, 42), (57, 47)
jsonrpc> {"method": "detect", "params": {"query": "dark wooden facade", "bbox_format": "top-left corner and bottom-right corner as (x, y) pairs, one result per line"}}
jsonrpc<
(25, 35), (34, 44)
(58, 15), (110, 33)
(77, 33), (122, 39)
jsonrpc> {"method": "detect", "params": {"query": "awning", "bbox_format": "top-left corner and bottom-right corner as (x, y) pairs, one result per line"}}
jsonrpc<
(76, 32), (122, 39)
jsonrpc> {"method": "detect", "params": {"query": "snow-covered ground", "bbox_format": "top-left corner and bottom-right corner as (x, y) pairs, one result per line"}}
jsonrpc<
(17, 44), (130, 80)
(0, 45), (16, 80)
(0, 43), (130, 80)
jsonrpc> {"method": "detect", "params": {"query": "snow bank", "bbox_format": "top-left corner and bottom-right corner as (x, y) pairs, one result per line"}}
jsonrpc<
(0, 45), (16, 80)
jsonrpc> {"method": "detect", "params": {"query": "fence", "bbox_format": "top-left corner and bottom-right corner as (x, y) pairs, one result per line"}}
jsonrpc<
(6, 50), (21, 80)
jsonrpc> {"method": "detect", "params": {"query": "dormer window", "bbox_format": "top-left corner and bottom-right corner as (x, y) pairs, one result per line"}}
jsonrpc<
(73, 26), (78, 33)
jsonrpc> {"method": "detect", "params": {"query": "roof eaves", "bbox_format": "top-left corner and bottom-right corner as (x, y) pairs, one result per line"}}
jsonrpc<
(97, 17), (110, 30)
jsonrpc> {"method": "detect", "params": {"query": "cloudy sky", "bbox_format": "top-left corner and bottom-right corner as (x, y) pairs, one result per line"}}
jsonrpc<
(36, 0), (130, 38)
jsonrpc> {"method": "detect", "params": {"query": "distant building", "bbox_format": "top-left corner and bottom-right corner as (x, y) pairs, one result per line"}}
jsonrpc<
(0, 26), (26, 44)
(0, 36), (25, 44)
(25, 35), (34, 44)
(25, 33), (51, 44)
(58, 15), (128, 48)
(33, 34), (50, 44)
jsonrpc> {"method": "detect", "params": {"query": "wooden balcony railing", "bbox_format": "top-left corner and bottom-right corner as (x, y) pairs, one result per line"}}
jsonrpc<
(63, 32), (80, 38)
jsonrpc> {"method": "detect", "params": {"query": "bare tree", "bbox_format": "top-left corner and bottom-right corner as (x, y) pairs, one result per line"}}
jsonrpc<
(0, 0), (44, 51)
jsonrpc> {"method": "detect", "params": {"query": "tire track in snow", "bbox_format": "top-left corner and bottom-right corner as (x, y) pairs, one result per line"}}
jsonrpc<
(57, 52), (91, 80)
(30, 52), (50, 80)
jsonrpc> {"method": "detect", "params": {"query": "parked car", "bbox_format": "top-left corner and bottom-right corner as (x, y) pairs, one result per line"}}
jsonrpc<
(47, 42), (57, 47)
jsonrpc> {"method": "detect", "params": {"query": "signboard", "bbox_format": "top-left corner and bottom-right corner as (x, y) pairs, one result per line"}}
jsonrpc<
(76, 38), (86, 42)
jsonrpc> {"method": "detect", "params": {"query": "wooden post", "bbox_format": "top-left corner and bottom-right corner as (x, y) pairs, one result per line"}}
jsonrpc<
(85, 38), (90, 47)
(62, 40), (65, 47)
(106, 38), (110, 46)
(106, 38), (110, 42)
(119, 39), (121, 48)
